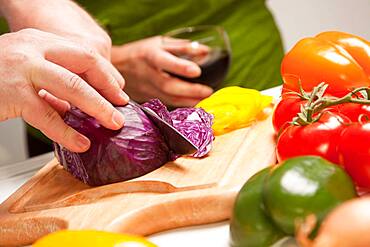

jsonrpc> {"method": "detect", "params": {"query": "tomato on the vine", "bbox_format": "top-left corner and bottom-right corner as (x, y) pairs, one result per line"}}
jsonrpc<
(272, 95), (305, 133)
(336, 103), (370, 122)
(276, 112), (350, 164)
(275, 31), (370, 189)
(273, 98), (370, 135)
(338, 122), (370, 189)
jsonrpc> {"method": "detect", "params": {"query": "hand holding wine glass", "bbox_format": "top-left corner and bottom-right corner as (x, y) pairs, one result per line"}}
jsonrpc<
(163, 25), (231, 89)
(111, 36), (214, 107)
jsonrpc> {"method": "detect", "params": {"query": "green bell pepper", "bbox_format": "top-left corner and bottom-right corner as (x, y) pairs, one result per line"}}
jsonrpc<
(230, 156), (357, 247)
(230, 167), (285, 247)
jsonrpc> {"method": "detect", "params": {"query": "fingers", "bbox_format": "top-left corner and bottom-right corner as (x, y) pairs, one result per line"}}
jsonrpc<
(160, 76), (213, 99)
(44, 41), (128, 106)
(148, 67), (213, 99)
(136, 67), (211, 106)
(31, 60), (125, 130)
(129, 81), (204, 107)
(162, 95), (203, 107)
(38, 89), (70, 116)
(163, 39), (210, 57)
(145, 47), (213, 99)
(82, 54), (129, 105)
(22, 93), (91, 153)
(147, 49), (201, 78)
(148, 86), (204, 107)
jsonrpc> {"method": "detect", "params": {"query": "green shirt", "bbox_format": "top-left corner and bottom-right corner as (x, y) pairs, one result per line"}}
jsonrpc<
(77, 0), (284, 90)
(0, 0), (284, 89)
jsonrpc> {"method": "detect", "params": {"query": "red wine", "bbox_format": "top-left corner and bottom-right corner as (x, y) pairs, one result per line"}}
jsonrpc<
(169, 49), (231, 89)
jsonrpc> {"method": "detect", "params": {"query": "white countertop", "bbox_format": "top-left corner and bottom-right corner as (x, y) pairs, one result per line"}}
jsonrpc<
(0, 87), (287, 247)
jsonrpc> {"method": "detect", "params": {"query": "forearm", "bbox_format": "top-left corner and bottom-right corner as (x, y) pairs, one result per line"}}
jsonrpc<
(1, 0), (83, 30)
(0, 0), (111, 58)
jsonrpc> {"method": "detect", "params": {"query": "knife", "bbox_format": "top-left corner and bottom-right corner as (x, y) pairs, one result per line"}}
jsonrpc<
(129, 100), (198, 156)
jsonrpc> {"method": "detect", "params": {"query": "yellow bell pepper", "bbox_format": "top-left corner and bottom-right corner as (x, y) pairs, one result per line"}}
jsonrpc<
(196, 86), (272, 135)
(33, 230), (157, 247)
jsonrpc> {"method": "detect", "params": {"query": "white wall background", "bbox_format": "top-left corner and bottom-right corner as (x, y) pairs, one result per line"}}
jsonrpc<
(267, 0), (370, 50)
(0, 119), (27, 166)
(0, 0), (369, 166)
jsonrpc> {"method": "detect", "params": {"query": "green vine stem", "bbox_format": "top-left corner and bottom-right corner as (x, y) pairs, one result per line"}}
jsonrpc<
(292, 84), (370, 126)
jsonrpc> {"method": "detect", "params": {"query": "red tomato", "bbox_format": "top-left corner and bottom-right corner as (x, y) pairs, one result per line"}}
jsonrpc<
(338, 122), (370, 189)
(272, 95), (305, 133)
(273, 92), (370, 135)
(276, 112), (350, 164)
(336, 103), (370, 122)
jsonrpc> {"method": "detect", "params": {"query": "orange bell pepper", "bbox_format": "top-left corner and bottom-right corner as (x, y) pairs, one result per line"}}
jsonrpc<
(281, 31), (370, 96)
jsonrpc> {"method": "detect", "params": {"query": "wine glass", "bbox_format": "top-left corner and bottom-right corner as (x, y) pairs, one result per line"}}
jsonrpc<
(162, 25), (231, 89)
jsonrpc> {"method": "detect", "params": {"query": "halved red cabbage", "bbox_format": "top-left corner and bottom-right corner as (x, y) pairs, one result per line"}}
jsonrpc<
(143, 99), (214, 158)
(142, 99), (173, 125)
(54, 102), (170, 186)
(170, 107), (214, 157)
(54, 99), (214, 186)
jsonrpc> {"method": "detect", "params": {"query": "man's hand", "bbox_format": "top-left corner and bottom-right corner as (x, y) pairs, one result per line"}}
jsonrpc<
(0, 29), (128, 152)
(111, 36), (213, 107)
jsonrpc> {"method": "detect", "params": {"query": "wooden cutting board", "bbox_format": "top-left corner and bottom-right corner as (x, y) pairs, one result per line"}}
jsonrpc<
(0, 113), (276, 246)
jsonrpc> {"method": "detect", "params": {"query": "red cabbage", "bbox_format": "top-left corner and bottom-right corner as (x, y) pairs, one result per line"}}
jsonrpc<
(143, 99), (214, 158)
(54, 99), (214, 186)
(142, 99), (173, 125)
(170, 108), (214, 157)
(54, 103), (170, 186)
